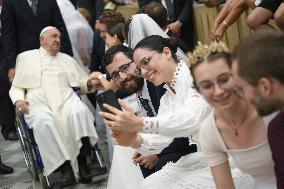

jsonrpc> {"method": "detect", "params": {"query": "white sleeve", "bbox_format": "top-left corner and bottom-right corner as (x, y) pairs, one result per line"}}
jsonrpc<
(142, 94), (211, 138)
(135, 133), (173, 155)
(9, 86), (25, 104)
(199, 115), (228, 167)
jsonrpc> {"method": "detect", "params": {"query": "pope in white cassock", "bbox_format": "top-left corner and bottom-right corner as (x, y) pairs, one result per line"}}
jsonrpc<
(9, 26), (100, 181)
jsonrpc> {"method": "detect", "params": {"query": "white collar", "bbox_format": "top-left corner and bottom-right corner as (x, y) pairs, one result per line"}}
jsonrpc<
(39, 47), (57, 57)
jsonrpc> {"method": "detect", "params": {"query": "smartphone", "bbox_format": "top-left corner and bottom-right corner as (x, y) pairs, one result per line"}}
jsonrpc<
(96, 90), (122, 113)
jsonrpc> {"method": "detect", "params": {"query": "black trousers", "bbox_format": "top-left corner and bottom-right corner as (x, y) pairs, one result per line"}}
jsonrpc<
(77, 137), (92, 166)
(0, 95), (16, 135)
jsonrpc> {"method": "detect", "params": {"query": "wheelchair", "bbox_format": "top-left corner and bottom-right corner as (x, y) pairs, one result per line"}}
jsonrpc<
(15, 93), (109, 188)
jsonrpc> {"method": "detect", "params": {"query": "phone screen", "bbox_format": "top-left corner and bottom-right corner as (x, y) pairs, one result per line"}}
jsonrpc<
(96, 90), (122, 113)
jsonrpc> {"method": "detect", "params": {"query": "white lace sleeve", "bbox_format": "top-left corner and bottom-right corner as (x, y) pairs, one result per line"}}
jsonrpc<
(142, 94), (211, 138)
(136, 133), (173, 155)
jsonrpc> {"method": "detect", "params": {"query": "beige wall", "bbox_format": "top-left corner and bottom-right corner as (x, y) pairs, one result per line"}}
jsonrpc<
(116, 3), (278, 50)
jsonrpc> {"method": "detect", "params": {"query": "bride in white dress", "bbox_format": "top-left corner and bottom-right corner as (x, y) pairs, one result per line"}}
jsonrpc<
(99, 35), (258, 188)
(107, 14), (191, 189)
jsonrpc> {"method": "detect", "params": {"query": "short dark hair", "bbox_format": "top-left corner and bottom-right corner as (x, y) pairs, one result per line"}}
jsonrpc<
(137, 2), (168, 29)
(108, 23), (125, 43)
(102, 44), (134, 69)
(134, 35), (178, 61)
(98, 11), (125, 30)
(232, 30), (284, 86)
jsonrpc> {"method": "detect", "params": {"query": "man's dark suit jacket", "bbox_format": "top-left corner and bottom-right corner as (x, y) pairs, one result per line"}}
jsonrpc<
(138, 0), (194, 51)
(170, 0), (194, 51)
(90, 31), (106, 73)
(0, 39), (16, 134)
(0, 42), (9, 96)
(167, 30), (190, 54)
(1, 0), (73, 70)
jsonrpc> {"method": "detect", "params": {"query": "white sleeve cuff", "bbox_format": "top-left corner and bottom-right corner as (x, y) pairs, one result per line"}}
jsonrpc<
(135, 133), (173, 155)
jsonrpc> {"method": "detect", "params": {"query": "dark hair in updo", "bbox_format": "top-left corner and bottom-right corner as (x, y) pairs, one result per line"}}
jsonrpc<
(134, 35), (179, 62)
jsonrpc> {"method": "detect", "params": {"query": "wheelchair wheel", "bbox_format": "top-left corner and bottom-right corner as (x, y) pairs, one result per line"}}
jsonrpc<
(16, 114), (39, 180)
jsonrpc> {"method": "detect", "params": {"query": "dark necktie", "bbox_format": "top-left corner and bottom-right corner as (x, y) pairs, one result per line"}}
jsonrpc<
(31, 0), (37, 16)
(165, 0), (175, 22)
(138, 96), (155, 117)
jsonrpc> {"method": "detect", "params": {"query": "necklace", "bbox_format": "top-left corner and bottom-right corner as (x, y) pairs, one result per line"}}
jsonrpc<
(219, 102), (249, 136)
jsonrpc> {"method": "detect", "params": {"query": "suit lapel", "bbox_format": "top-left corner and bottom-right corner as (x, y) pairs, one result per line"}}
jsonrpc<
(37, 0), (45, 21)
(19, 0), (37, 20)
(146, 81), (160, 113)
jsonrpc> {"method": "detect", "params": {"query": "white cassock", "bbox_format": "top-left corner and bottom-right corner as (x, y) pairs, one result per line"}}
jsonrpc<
(9, 47), (99, 177)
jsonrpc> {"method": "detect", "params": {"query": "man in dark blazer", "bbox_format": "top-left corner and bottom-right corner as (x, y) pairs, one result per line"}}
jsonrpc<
(137, 0), (194, 51)
(1, 0), (73, 82)
(102, 44), (196, 178)
(0, 0), (17, 140)
(164, 0), (194, 51)
(0, 39), (17, 140)
(90, 30), (106, 74)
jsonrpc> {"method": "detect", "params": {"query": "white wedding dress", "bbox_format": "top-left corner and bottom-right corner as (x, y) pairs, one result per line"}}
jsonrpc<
(139, 62), (254, 189)
(142, 154), (254, 189)
(107, 14), (185, 189)
(107, 146), (144, 189)
(107, 94), (145, 189)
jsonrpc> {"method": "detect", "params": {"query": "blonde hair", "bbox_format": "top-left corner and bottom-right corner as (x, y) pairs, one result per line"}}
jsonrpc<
(188, 41), (231, 90)
(187, 41), (229, 67)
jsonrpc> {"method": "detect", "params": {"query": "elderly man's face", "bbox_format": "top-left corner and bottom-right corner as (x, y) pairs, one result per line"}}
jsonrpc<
(232, 60), (282, 116)
(40, 28), (61, 55)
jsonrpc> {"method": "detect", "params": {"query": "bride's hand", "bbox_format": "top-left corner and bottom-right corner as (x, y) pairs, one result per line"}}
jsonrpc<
(111, 130), (142, 148)
(100, 99), (144, 132)
(135, 154), (159, 169)
(132, 151), (141, 165)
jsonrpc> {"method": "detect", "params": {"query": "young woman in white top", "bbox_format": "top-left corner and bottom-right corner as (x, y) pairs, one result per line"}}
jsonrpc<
(190, 42), (276, 189)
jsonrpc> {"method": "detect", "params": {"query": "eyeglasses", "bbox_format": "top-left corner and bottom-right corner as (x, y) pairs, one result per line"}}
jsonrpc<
(140, 52), (157, 66)
(110, 61), (134, 80)
(198, 73), (233, 94)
